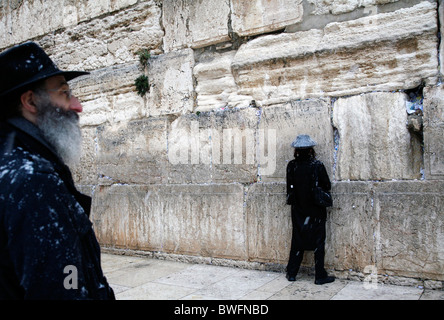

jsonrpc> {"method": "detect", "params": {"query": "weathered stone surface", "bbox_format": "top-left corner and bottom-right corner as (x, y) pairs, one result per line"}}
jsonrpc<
(91, 180), (444, 280)
(168, 108), (262, 184)
(231, 0), (303, 36)
(70, 63), (145, 126)
(194, 50), (253, 112)
(71, 48), (196, 125)
(326, 182), (376, 271)
(71, 63), (139, 100)
(307, 0), (401, 15)
(96, 118), (170, 185)
(245, 183), (290, 264)
(146, 49), (195, 116)
(423, 85), (444, 179)
(0, 0), (139, 49)
(31, 1), (163, 71)
(259, 98), (334, 182)
(232, 1), (438, 105)
(332, 92), (422, 181)
(374, 181), (444, 280)
(92, 184), (248, 260)
(287, 0), (427, 33)
(326, 180), (444, 281)
(72, 127), (98, 185)
(162, 0), (231, 52)
(167, 113), (215, 184)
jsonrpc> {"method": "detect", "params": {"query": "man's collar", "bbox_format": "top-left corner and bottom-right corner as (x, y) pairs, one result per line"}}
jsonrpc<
(6, 117), (59, 159)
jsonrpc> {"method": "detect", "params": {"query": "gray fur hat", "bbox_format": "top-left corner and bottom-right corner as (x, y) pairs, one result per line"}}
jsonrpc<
(291, 134), (317, 148)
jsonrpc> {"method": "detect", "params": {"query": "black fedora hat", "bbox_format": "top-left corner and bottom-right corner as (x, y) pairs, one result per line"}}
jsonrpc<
(0, 42), (89, 100)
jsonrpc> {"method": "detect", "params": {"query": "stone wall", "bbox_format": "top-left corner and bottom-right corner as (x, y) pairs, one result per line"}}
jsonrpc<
(1, 0), (443, 286)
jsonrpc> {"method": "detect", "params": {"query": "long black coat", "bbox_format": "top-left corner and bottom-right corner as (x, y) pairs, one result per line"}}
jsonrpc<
(0, 117), (114, 300)
(286, 158), (331, 250)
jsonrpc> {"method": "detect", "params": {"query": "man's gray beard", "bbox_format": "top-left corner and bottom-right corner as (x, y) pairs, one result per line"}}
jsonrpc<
(35, 97), (82, 168)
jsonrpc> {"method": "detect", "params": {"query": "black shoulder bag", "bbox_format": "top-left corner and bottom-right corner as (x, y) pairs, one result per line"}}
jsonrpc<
(312, 164), (333, 207)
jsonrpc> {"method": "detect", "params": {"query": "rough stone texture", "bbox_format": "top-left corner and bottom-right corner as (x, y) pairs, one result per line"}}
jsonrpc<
(232, 1), (438, 105)
(96, 117), (170, 185)
(307, 0), (400, 15)
(70, 63), (144, 127)
(146, 49), (195, 116)
(287, 0), (429, 33)
(259, 98), (334, 182)
(332, 92), (422, 181)
(1, 1), (164, 71)
(167, 108), (262, 184)
(194, 50), (253, 112)
(72, 127), (98, 186)
(326, 180), (444, 281)
(374, 181), (444, 281)
(245, 183), (291, 264)
(92, 184), (248, 260)
(91, 180), (444, 280)
(162, 0), (231, 52)
(0, 0), (139, 48)
(70, 48), (196, 125)
(326, 182), (376, 272)
(423, 85), (444, 179)
(231, 0), (304, 36)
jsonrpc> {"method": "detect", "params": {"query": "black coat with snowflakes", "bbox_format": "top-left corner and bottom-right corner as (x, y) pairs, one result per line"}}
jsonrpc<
(0, 117), (114, 300)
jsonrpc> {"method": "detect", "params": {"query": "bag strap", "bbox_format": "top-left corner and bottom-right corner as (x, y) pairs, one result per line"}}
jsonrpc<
(312, 161), (319, 188)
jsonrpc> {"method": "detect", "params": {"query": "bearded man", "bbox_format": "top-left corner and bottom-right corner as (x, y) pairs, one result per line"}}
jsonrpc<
(0, 42), (115, 299)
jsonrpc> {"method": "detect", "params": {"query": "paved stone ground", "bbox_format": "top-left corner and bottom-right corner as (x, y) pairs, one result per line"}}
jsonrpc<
(101, 253), (444, 300)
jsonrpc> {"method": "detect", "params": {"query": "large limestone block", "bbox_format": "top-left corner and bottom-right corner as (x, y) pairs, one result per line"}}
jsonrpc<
(245, 183), (290, 264)
(97, 118), (170, 185)
(92, 184), (248, 260)
(194, 50), (253, 112)
(167, 113), (214, 184)
(162, 0), (231, 52)
(332, 92), (422, 181)
(259, 98), (334, 182)
(0, 0), (139, 49)
(72, 127), (98, 186)
(423, 85), (444, 179)
(326, 182), (376, 271)
(374, 181), (444, 280)
(147, 49), (195, 116)
(70, 63), (145, 126)
(37, 1), (163, 71)
(231, 0), (303, 37)
(167, 108), (263, 183)
(232, 1), (438, 105)
(307, 0), (401, 15)
(72, 49), (196, 123)
(71, 63), (140, 100)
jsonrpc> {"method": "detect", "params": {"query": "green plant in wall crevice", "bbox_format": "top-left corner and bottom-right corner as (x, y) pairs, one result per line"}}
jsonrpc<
(137, 49), (151, 68)
(134, 49), (151, 97)
(135, 75), (149, 97)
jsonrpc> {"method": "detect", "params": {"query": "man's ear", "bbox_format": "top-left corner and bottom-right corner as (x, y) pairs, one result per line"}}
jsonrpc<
(20, 90), (39, 124)
(20, 90), (38, 114)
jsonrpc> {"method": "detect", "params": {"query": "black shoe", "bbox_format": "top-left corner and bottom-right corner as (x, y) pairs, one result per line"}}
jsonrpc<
(286, 273), (296, 282)
(315, 276), (335, 285)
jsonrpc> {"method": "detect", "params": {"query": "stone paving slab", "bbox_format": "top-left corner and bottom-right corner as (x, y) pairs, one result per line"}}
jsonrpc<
(331, 282), (423, 300)
(100, 253), (442, 301)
